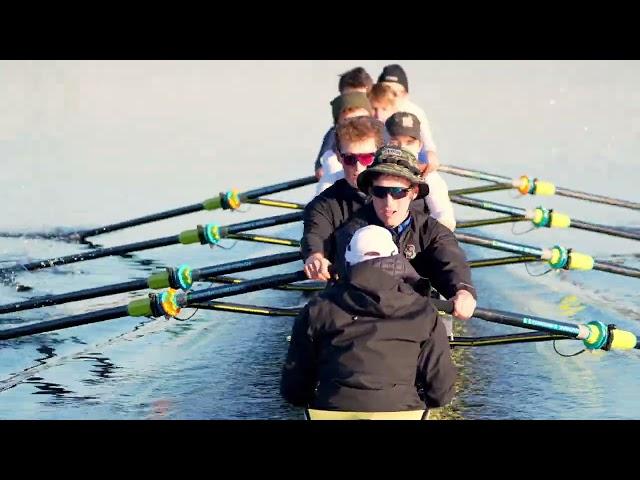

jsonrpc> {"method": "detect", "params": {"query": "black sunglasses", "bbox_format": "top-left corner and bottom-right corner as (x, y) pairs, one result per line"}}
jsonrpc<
(370, 185), (413, 200)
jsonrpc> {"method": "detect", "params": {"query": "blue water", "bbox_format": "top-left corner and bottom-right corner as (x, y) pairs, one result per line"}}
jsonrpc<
(1, 60), (639, 419)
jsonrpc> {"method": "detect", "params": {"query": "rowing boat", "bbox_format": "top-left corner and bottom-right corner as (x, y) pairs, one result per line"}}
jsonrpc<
(0, 167), (638, 420)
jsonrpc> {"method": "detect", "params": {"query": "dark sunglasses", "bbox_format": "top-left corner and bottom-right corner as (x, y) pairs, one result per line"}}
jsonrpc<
(340, 152), (375, 167)
(370, 185), (413, 200)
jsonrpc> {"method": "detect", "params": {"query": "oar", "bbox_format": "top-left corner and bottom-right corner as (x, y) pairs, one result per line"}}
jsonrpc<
(455, 231), (640, 278)
(204, 275), (324, 292)
(0, 252), (302, 315)
(0, 212), (303, 277)
(431, 298), (640, 352)
(0, 270), (308, 341)
(0, 176), (316, 242)
(440, 164), (640, 211)
(243, 198), (306, 210)
(449, 184), (514, 196)
(191, 300), (568, 347)
(225, 233), (301, 247)
(451, 195), (640, 241)
(207, 255), (544, 290)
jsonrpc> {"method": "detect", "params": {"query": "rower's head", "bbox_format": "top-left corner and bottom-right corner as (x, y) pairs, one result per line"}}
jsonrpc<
(368, 83), (399, 123)
(335, 116), (385, 189)
(385, 112), (423, 158)
(377, 64), (409, 98)
(344, 225), (399, 268)
(357, 145), (428, 228)
(338, 67), (374, 94)
(330, 92), (373, 125)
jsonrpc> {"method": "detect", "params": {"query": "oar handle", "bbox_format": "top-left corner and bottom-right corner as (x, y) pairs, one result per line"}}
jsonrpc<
(431, 298), (454, 314)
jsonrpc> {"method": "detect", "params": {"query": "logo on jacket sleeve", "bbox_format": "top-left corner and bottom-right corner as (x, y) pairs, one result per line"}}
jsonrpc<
(403, 244), (416, 259)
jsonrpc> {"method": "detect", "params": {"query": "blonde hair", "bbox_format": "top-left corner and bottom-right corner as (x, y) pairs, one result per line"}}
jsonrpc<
(368, 83), (398, 107)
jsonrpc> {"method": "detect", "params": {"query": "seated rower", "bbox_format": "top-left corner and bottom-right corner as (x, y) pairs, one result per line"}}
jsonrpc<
(281, 224), (457, 420)
(302, 116), (385, 281)
(316, 91), (375, 195)
(369, 74), (439, 174)
(334, 145), (476, 320)
(386, 112), (456, 231)
(314, 67), (374, 180)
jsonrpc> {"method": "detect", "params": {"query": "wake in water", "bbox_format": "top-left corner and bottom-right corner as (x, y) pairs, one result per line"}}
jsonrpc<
(0, 226), (85, 242)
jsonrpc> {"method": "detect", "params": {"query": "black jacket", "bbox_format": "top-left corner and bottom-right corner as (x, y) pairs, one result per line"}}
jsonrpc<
(334, 203), (476, 300)
(301, 178), (367, 262)
(301, 179), (430, 262)
(280, 254), (457, 411)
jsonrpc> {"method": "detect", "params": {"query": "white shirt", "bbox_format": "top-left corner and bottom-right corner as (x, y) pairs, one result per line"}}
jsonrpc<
(424, 171), (456, 231)
(397, 98), (438, 153)
(316, 150), (344, 195)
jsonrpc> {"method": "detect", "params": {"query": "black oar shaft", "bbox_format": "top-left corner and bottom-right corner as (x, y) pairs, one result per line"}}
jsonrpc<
(17, 235), (180, 273)
(457, 231), (640, 278)
(239, 176), (316, 201)
(0, 279), (145, 314)
(450, 332), (568, 347)
(185, 271), (308, 303)
(453, 195), (640, 241)
(440, 165), (510, 183)
(570, 220), (640, 241)
(441, 164), (640, 211)
(0, 251), (303, 315)
(455, 232), (544, 257)
(191, 301), (301, 316)
(592, 260), (640, 278)
(243, 198), (306, 210)
(0, 306), (129, 341)
(468, 255), (541, 268)
(74, 176), (316, 240)
(555, 186), (640, 210)
(457, 216), (525, 228)
(75, 204), (202, 240)
(472, 307), (582, 338)
(448, 184), (513, 196)
(225, 233), (301, 247)
(0, 270), (308, 341)
(194, 251), (302, 280)
(223, 212), (302, 234)
(1, 212), (303, 277)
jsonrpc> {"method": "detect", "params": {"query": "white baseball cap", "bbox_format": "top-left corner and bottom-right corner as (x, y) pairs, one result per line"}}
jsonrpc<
(344, 225), (399, 267)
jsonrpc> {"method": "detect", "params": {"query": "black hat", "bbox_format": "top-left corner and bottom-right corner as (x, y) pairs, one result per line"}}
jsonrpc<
(385, 112), (421, 140)
(378, 64), (409, 93)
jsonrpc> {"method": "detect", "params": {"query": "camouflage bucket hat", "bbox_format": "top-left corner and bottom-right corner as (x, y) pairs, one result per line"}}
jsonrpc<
(357, 145), (429, 199)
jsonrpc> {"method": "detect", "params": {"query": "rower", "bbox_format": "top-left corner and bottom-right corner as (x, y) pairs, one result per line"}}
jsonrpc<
(314, 67), (374, 180)
(281, 224), (457, 420)
(302, 116), (385, 282)
(386, 112), (456, 231)
(316, 91), (375, 194)
(334, 145), (476, 321)
(370, 64), (440, 173)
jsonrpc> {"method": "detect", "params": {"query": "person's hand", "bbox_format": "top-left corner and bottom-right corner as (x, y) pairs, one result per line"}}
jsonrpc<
(304, 253), (332, 281)
(452, 289), (476, 320)
(315, 167), (324, 180)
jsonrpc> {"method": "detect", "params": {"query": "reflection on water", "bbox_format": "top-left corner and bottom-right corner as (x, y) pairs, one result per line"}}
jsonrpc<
(558, 295), (587, 318)
(76, 353), (120, 384)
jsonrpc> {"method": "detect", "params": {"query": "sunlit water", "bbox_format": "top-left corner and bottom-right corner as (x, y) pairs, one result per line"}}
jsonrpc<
(1, 60), (639, 419)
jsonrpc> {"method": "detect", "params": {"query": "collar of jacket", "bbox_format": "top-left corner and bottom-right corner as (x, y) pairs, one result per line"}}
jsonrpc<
(335, 178), (368, 202)
(347, 254), (421, 290)
(361, 204), (414, 238)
